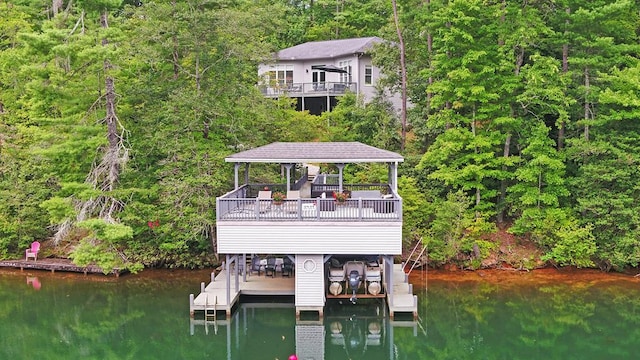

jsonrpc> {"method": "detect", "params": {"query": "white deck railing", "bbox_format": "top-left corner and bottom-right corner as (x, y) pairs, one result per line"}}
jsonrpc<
(217, 197), (401, 222)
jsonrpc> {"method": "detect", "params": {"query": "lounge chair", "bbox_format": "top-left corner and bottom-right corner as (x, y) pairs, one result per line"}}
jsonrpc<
(245, 190), (271, 214)
(25, 241), (40, 261)
(284, 190), (301, 213)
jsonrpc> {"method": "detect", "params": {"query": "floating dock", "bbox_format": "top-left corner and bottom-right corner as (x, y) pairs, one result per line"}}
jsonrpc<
(0, 258), (124, 276)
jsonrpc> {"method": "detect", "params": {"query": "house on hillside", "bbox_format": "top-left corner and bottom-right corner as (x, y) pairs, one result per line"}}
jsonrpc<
(258, 37), (401, 115)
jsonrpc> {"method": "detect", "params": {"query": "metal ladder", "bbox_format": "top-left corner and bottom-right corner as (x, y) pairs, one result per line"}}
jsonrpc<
(204, 295), (218, 334)
(402, 238), (427, 275)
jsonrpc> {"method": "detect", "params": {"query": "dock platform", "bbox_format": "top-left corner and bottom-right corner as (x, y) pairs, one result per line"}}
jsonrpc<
(190, 263), (417, 320)
(189, 270), (295, 318)
(0, 258), (124, 276)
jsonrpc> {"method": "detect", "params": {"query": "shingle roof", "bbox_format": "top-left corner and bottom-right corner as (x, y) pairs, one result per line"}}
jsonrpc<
(276, 37), (383, 61)
(225, 142), (403, 163)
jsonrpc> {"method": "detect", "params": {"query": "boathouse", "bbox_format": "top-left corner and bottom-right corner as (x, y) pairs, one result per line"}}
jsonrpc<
(190, 142), (417, 319)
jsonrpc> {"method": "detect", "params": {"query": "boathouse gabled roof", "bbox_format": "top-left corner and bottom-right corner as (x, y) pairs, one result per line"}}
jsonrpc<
(225, 142), (403, 164)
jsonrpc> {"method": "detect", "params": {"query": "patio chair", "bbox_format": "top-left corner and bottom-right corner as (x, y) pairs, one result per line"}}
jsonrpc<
(249, 256), (263, 276)
(265, 256), (277, 277)
(25, 241), (40, 261)
(281, 256), (294, 277)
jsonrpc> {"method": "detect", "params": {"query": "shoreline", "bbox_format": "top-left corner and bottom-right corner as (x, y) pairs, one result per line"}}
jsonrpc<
(410, 266), (640, 286)
(3, 262), (640, 284)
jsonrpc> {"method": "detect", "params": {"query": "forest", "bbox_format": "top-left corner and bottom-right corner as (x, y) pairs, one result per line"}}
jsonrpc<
(0, 0), (638, 272)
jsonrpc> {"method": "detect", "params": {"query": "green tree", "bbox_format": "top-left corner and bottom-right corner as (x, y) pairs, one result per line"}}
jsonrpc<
(508, 123), (569, 239)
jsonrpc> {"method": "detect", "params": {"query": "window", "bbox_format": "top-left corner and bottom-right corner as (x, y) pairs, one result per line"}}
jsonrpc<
(311, 68), (326, 90)
(265, 65), (293, 87)
(312, 70), (326, 83)
(364, 65), (372, 85)
(338, 60), (352, 83)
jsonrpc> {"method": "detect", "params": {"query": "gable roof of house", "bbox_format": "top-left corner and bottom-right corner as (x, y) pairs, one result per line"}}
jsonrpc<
(276, 37), (383, 61)
(225, 142), (403, 163)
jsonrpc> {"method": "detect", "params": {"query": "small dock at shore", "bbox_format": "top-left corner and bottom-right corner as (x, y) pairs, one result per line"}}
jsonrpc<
(0, 258), (124, 276)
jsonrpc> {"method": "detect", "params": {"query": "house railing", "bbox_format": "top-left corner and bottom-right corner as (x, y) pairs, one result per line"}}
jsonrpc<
(216, 184), (401, 222)
(311, 175), (391, 198)
(259, 82), (357, 97)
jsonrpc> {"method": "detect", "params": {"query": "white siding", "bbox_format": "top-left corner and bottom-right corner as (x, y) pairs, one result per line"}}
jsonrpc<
(295, 254), (325, 307)
(217, 222), (402, 255)
(358, 56), (377, 102)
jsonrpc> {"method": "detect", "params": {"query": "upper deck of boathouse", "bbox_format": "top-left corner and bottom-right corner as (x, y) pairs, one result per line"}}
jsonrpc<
(217, 142), (404, 224)
(216, 181), (402, 222)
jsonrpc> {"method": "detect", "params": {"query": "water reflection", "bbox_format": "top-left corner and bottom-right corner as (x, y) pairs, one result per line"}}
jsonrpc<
(189, 299), (419, 360)
(26, 276), (41, 290)
(2, 269), (640, 359)
(328, 316), (381, 356)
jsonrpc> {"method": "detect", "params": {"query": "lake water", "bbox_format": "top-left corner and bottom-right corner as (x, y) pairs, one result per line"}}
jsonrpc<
(1, 268), (639, 359)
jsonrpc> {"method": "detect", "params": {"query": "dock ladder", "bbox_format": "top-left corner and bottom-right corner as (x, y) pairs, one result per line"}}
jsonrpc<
(204, 295), (218, 334)
(205, 294), (217, 320)
(403, 237), (427, 275)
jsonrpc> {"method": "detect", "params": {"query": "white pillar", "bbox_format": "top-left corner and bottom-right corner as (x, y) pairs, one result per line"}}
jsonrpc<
(226, 254), (231, 305)
(389, 162), (398, 192)
(336, 163), (345, 192)
(284, 164), (293, 191)
(233, 163), (241, 189)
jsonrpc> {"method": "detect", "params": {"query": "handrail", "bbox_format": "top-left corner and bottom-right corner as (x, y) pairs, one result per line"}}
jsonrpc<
(402, 240), (421, 272)
(258, 81), (358, 97)
(403, 237), (426, 275)
(407, 246), (427, 275)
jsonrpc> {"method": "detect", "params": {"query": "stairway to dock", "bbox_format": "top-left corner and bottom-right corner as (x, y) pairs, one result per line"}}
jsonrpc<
(386, 264), (418, 319)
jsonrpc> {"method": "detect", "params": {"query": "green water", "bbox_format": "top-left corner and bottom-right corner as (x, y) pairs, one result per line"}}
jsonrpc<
(1, 269), (639, 359)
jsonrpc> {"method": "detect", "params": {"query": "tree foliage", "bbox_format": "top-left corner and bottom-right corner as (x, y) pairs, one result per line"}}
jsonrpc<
(0, 0), (639, 271)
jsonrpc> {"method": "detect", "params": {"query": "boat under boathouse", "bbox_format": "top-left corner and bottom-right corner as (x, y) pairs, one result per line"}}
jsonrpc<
(190, 142), (417, 320)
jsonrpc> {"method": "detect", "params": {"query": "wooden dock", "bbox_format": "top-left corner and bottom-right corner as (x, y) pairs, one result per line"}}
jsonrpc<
(0, 258), (124, 276)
